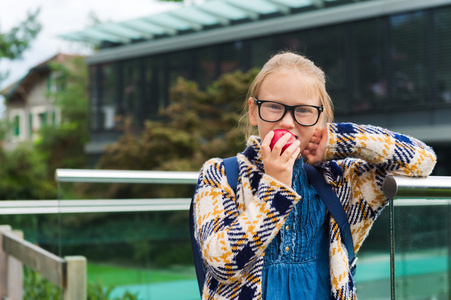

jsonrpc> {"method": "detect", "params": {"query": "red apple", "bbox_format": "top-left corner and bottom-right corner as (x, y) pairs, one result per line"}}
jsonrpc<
(270, 129), (296, 154)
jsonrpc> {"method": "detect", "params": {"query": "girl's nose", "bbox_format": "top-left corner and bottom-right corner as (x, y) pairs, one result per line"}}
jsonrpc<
(279, 111), (296, 129)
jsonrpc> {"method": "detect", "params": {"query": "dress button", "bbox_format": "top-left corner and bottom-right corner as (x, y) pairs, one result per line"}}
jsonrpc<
(285, 246), (289, 252)
(285, 225), (289, 231)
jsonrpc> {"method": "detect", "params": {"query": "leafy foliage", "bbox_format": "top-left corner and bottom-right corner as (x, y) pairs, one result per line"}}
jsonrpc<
(23, 266), (138, 300)
(36, 56), (90, 178)
(23, 266), (60, 299)
(87, 281), (138, 300)
(0, 8), (41, 82)
(0, 145), (55, 200)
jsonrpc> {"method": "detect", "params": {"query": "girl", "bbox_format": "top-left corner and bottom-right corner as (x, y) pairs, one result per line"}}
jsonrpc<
(192, 51), (436, 300)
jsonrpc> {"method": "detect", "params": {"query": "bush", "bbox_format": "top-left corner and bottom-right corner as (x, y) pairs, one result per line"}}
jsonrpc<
(23, 266), (138, 300)
(0, 145), (56, 200)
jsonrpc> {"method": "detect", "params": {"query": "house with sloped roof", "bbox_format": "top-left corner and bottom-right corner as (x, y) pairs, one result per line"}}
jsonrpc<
(0, 53), (80, 150)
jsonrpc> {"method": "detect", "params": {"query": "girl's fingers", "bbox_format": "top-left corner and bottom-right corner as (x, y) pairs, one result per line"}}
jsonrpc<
(309, 136), (322, 144)
(262, 131), (275, 148)
(307, 142), (318, 150)
(261, 131), (274, 157)
(283, 139), (301, 158)
(274, 133), (293, 152)
(291, 147), (301, 161)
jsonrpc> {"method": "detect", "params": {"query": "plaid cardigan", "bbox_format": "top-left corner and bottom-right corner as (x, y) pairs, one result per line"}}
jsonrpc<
(193, 123), (436, 300)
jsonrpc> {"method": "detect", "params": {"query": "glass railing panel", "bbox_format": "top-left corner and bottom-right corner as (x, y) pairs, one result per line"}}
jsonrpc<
(392, 199), (450, 300)
(0, 213), (59, 253)
(384, 175), (451, 300)
(354, 207), (391, 299)
(56, 176), (199, 300)
(58, 210), (198, 299)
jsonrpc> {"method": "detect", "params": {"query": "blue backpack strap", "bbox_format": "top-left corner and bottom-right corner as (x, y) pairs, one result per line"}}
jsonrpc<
(223, 156), (239, 193)
(303, 163), (357, 275)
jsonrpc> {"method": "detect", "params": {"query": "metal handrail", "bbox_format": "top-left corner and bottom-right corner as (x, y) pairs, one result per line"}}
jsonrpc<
(383, 175), (451, 199)
(56, 169), (451, 200)
(55, 169), (199, 184)
(0, 198), (191, 214)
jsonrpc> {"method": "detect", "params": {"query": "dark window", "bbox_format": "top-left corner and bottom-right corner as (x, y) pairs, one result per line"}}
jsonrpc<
(434, 6), (451, 105)
(121, 59), (141, 131)
(142, 57), (163, 120)
(29, 113), (33, 135)
(167, 51), (193, 89)
(101, 63), (118, 130)
(218, 41), (247, 74)
(349, 17), (387, 112)
(89, 65), (99, 130)
(389, 11), (428, 108)
(278, 31), (310, 55)
(308, 25), (348, 114)
(39, 112), (48, 127)
(194, 46), (218, 89)
(250, 36), (277, 68)
(13, 115), (20, 137)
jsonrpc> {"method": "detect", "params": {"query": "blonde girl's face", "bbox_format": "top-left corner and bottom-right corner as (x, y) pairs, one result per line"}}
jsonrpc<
(248, 70), (323, 154)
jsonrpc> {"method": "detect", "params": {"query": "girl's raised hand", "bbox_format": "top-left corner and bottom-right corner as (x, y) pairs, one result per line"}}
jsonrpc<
(302, 127), (328, 165)
(261, 131), (301, 186)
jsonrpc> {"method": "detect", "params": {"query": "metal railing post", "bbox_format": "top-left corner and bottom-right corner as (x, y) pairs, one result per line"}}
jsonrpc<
(389, 198), (396, 300)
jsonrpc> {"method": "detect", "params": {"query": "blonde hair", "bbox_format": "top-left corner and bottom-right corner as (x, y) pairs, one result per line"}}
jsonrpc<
(241, 51), (334, 138)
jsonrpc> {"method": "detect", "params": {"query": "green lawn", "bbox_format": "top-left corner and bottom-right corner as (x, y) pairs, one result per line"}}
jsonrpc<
(87, 262), (196, 287)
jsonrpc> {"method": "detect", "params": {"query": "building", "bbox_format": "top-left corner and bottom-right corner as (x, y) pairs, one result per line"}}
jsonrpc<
(0, 53), (78, 150)
(61, 0), (451, 174)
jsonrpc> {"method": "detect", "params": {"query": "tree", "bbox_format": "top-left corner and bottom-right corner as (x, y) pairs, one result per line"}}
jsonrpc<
(0, 8), (41, 83)
(0, 145), (55, 200)
(35, 56), (90, 179)
(96, 68), (258, 199)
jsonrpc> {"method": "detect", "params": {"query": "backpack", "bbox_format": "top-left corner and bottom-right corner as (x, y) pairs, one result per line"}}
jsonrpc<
(189, 157), (356, 296)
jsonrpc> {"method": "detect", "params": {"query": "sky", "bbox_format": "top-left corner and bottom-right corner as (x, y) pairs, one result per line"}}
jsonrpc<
(0, 0), (188, 90)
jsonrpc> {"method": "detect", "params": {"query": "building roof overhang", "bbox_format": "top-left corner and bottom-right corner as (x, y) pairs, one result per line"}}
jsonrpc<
(60, 0), (451, 65)
(60, 0), (320, 48)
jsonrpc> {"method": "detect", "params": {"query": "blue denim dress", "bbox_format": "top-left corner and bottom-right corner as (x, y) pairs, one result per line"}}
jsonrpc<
(262, 159), (330, 299)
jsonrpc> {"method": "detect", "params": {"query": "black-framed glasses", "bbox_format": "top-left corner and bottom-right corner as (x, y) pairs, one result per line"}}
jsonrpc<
(254, 97), (323, 127)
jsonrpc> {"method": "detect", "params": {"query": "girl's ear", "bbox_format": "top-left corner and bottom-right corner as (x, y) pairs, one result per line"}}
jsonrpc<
(249, 97), (258, 126)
